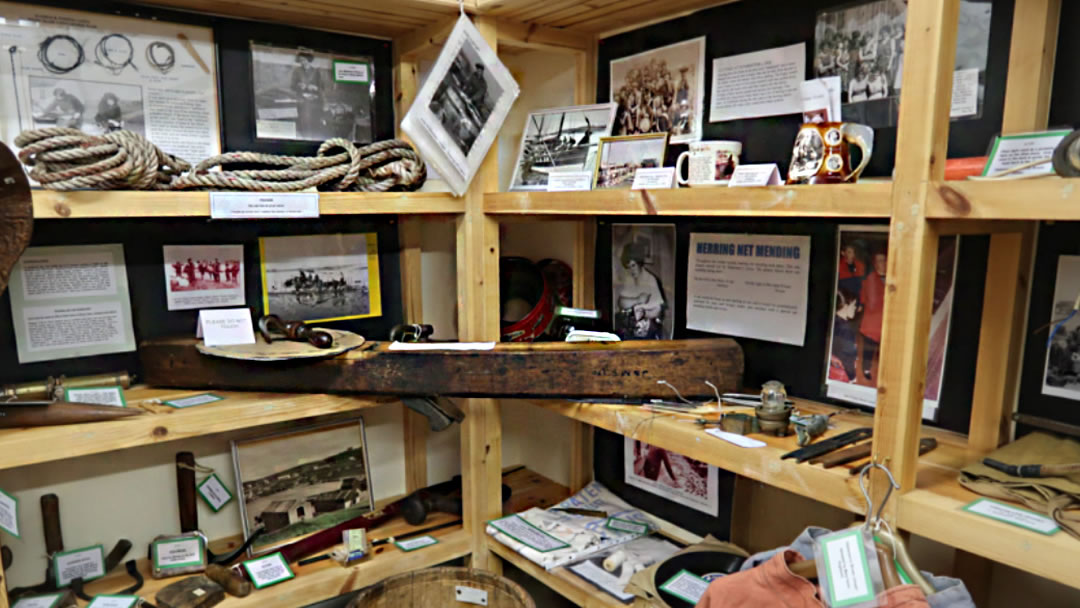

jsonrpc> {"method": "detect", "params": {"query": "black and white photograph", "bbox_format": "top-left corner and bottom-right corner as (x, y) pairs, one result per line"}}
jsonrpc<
(401, 15), (519, 196)
(163, 245), (245, 311)
(509, 103), (618, 191)
(250, 43), (374, 143)
(232, 419), (374, 554)
(1043, 255), (1080, 402)
(814, 0), (991, 128)
(611, 223), (676, 341)
(789, 127), (826, 181)
(259, 233), (382, 323)
(29, 77), (145, 135)
(624, 438), (718, 516)
(594, 134), (669, 190)
(610, 37), (705, 145)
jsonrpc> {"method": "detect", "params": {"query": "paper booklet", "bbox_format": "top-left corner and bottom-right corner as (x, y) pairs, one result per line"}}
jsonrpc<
(485, 481), (658, 570)
(566, 536), (680, 603)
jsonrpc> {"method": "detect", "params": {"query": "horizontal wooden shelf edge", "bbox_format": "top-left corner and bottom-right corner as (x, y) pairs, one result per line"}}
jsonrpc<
(927, 178), (1080, 220)
(31, 191), (464, 219)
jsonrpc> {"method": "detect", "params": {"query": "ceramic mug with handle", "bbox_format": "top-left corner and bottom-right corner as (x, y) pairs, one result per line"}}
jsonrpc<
(786, 122), (874, 184)
(676, 140), (742, 186)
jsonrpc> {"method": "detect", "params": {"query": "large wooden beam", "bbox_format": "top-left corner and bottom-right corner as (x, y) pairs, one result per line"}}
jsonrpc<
(872, 0), (960, 515)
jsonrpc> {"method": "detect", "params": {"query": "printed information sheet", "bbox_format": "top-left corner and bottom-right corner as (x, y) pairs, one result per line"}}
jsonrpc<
(687, 233), (811, 346)
(9, 244), (136, 363)
(710, 43), (805, 122)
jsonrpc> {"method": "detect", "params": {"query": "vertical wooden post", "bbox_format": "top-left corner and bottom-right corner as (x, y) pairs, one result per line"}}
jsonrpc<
(967, 0), (1059, 454)
(872, 0), (960, 510)
(457, 15), (503, 572)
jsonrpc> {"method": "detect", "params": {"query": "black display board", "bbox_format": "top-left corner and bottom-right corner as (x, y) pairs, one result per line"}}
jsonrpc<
(0, 218), (403, 384)
(595, 0), (1014, 179)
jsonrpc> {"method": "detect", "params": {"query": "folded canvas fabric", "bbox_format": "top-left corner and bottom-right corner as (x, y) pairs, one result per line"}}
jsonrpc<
(959, 431), (1080, 540)
(625, 535), (750, 607)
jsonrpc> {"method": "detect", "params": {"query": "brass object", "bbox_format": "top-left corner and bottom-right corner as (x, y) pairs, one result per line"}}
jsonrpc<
(755, 380), (792, 436)
(719, 413), (759, 435)
(793, 413), (832, 446)
(2, 371), (132, 401)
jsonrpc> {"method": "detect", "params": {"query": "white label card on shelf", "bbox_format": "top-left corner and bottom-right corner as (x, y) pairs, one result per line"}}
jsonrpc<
(981, 130), (1071, 178)
(388, 341), (495, 351)
(0, 487), (19, 537)
(728, 164), (782, 187)
(658, 569), (710, 604)
(12, 594), (65, 608)
(705, 428), (767, 448)
(242, 552), (295, 589)
(153, 536), (205, 569)
(962, 498), (1060, 535)
(631, 167), (676, 190)
(85, 595), (138, 608)
(55, 545), (106, 587)
(818, 529), (876, 607)
(605, 517), (649, 536)
(64, 386), (126, 407)
(209, 192), (320, 219)
(546, 171), (594, 192)
(394, 535), (439, 552)
(164, 393), (224, 408)
(197, 474), (234, 512)
(196, 308), (256, 346)
(488, 515), (570, 553)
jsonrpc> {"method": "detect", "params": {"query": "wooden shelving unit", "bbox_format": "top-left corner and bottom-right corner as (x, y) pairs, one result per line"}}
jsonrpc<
(484, 182), (893, 218)
(926, 177), (1080, 220)
(31, 191), (464, 219)
(489, 541), (640, 608)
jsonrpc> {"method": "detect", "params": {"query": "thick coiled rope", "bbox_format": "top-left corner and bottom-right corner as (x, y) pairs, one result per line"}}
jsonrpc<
(15, 128), (427, 192)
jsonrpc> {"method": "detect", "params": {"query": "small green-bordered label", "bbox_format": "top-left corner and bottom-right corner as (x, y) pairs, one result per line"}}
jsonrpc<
(163, 393), (224, 408)
(64, 386), (126, 407)
(393, 535), (439, 552)
(604, 517), (648, 536)
(242, 551), (295, 590)
(54, 544), (106, 588)
(85, 594), (139, 608)
(981, 129), (1071, 176)
(0, 486), (20, 538)
(962, 498), (1060, 535)
(152, 535), (206, 570)
(487, 514), (570, 553)
(658, 569), (710, 604)
(332, 60), (370, 83)
(197, 473), (234, 512)
(11, 593), (63, 608)
(819, 528), (875, 607)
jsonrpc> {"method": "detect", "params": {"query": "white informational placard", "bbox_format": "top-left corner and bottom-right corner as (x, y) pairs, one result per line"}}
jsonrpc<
(1042, 255), (1080, 401)
(242, 552), (295, 589)
(0, 488), (18, 537)
(197, 474), (234, 512)
(728, 164), (782, 187)
(982, 130), (1071, 178)
(12, 594), (65, 608)
(686, 233), (811, 346)
(487, 515), (571, 553)
(819, 530), (875, 606)
(64, 387), (125, 407)
(800, 76), (841, 123)
(387, 341), (495, 351)
(0, 2), (220, 165)
(333, 61), (370, 83)
(705, 428), (767, 448)
(163, 393), (224, 408)
(950, 68), (980, 118)
(630, 167), (676, 190)
(153, 536), (204, 569)
(54, 545), (105, 587)
(196, 308), (256, 346)
(658, 570), (710, 605)
(8, 244), (137, 363)
(710, 43), (806, 122)
(163, 245), (245, 311)
(963, 498), (1060, 535)
(85, 596), (138, 608)
(546, 171), (594, 192)
(394, 535), (439, 552)
(209, 193), (320, 219)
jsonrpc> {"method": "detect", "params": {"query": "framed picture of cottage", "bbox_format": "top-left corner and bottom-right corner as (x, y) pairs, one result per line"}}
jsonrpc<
(231, 418), (374, 555)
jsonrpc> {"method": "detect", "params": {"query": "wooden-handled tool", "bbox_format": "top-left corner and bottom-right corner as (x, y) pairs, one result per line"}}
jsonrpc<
(982, 458), (1080, 478)
(258, 314), (334, 349)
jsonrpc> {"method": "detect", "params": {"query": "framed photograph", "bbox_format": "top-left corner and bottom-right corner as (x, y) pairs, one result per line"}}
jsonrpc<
(232, 418), (375, 555)
(509, 103), (618, 191)
(216, 19), (393, 155)
(259, 233), (382, 323)
(624, 438), (718, 516)
(1042, 255), (1080, 402)
(610, 37), (705, 144)
(401, 15), (520, 196)
(611, 223), (676, 340)
(249, 43), (374, 143)
(163, 245), (244, 311)
(593, 134), (669, 190)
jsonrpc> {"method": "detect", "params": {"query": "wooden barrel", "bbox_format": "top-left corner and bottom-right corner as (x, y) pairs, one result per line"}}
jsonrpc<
(349, 567), (535, 608)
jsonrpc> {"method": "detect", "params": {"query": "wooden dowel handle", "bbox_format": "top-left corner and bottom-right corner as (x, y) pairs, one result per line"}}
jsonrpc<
(177, 452), (198, 533)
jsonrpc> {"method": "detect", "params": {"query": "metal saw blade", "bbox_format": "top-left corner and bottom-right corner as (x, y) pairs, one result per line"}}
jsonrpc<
(0, 141), (32, 296)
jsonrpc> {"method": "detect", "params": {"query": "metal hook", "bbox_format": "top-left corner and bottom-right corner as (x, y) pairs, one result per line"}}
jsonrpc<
(858, 461), (900, 526)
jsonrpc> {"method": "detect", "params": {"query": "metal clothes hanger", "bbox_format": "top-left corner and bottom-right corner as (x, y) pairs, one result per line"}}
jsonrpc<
(858, 462), (935, 596)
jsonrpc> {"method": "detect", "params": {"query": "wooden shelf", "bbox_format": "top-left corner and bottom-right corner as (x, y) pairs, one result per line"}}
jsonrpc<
(31, 191), (464, 219)
(485, 183), (893, 218)
(896, 448), (1080, 592)
(0, 387), (395, 471)
(927, 178), (1080, 220)
(530, 398), (968, 514)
